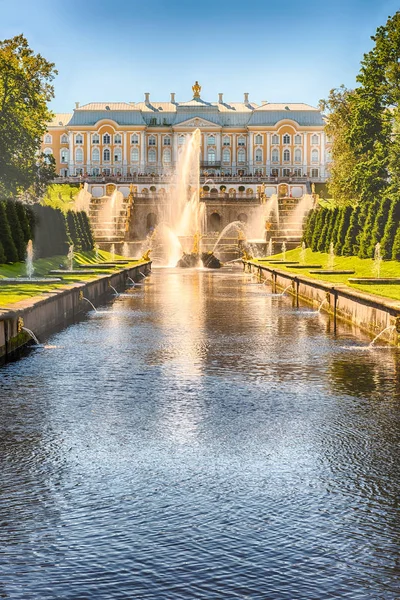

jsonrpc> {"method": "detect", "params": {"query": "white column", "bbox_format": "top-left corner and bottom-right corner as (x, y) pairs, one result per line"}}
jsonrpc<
(232, 134), (236, 173)
(68, 132), (74, 175)
(303, 132), (308, 177)
(248, 132), (254, 173)
(158, 133), (162, 173)
(173, 133), (178, 167)
(86, 133), (91, 173)
(140, 131), (145, 172)
(203, 134), (207, 163)
(320, 131), (325, 178)
(216, 132), (221, 162)
(123, 132), (127, 174)
(266, 132), (271, 175)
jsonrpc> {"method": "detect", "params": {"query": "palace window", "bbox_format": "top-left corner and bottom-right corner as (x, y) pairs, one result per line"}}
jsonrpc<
(255, 149), (262, 162)
(223, 136), (230, 146)
(325, 150), (332, 163)
(148, 149), (156, 163)
(92, 167), (100, 176)
(283, 134), (290, 145)
(92, 133), (100, 144)
(294, 134), (302, 145)
(103, 148), (110, 161)
(75, 148), (83, 163)
(44, 134), (52, 144)
(61, 134), (68, 144)
(75, 134), (83, 145)
(60, 149), (69, 163)
(148, 136), (156, 146)
(103, 133), (111, 145)
(283, 149), (290, 161)
(238, 148), (246, 163)
(222, 149), (230, 163)
(271, 168), (279, 176)
(271, 149), (279, 162)
(114, 134), (122, 145)
(114, 148), (122, 162)
(311, 168), (319, 177)
(178, 135), (186, 146)
(238, 136), (246, 146)
(294, 148), (301, 162)
(131, 148), (139, 162)
(43, 148), (53, 164)
(207, 135), (216, 146)
(283, 168), (290, 176)
(271, 134), (279, 145)
(92, 148), (100, 162)
(131, 134), (139, 145)
(255, 134), (262, 145)
(208, 148), (216, 164)
(163, 149), (171, 163)
(163, 137), (171, 146)
(294, 168), (302, 176)
(311, 134), (319, 145)
(311, 149), (319, 162)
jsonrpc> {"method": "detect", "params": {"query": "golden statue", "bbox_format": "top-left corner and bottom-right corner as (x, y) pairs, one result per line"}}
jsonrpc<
(192, 231), (202, 255)
(311, 183), (316, 194)
(238, 229), (246, 241)
(192, 81), (201, 99)
(242, 250), (253, 261)
(141, 249), (152, 262)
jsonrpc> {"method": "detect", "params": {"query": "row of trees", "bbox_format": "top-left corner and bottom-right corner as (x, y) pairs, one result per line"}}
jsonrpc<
(303, 195), (400, 261)
(0, 201), (94, 264)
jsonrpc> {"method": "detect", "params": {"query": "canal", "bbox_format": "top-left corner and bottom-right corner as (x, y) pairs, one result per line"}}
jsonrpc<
(0, 268), (399, 599)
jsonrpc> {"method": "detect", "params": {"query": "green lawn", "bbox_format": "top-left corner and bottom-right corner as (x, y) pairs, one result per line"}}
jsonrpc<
(252, 248), (400, 302)
(0, 250), (142, 307)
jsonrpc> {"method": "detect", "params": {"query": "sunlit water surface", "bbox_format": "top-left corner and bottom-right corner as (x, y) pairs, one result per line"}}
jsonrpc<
(1, 269), (399, 599)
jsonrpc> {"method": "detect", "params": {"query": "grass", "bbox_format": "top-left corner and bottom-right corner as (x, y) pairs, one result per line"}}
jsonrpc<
(42, 183), (80, 212)
(252, 248), (400, 302)
(0, 250), (142, 308)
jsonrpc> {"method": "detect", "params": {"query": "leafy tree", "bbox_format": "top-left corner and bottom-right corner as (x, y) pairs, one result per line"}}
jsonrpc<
(343, 206), (361, 255)
(0, 239), (6, 264)
(15, 200), (32, 243)
(358, 198), (379, 258)
(381, 196), (400, 258)
(369, 195), (392, 252)
(5, 199), (26, 260)
(335, 206), (353, 256)
(311, 210), (325, 251)
(0, 201), (18, 262)
(331, 207), (343, 249)
(392, 224), (400, 260)
(303, 209), (316, 247)
(0, 35), (57, 198)
(318, 209), (331, 252)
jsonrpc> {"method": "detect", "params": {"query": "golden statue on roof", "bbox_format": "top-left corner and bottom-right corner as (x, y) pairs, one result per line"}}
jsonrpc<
(192, 81), (201, 99)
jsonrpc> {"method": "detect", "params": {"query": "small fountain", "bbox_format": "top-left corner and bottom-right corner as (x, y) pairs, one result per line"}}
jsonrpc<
(21, 326), (40, 345)
(80, 297), (97, 312)
(300, 241), (306, 264)
(373, 242), (382, 279)
(317, 297), (329, 313)
(26, 240), (34, 279)
(281, 242), (287, 262)
(67, 244), (74, 271)
(110, 243), (116, 262)
(122, 242), (129, 258)
(280, 283), (293, 296)
(109, 283), (119, 296)
(267, 239), (273, 257)
(75, 183), (92, 213)
(95, 243), (100, 261)
(369, 325), (396, 347)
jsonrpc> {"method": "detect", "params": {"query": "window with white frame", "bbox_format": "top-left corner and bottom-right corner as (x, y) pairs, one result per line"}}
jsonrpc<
(223, 136), (230, 146)
(283, 168), (290, 176)
(43, 148), (53, 164)
(178, 135), (186, 146)
(44, 134), (52, 144)
(92, 133), (100, 144)
(208, 148), (216, 164)
(294, 148), (301, 162)
(103, 133), (111, 145)
(311, 168), (319, 177)
(75, 148), (83, 162)
(255, 149), (262, 162)
(92, 148), (100, 162)
(283, 134), (290, 145)
(114, 134), (122, 145)
(163, 137), (171, 146)
(163, 149), (171, 163)
(92, 167), (100, 176)
(148, 149), (156, 163)
(283, 149), (290, 161)
(103, 148), (110, 161)
(75, 134), (83, 145)
(131, 148), (139, 162)
(311, 134), (319, 145)
(238, 148), (246, 163)
(311, 149), (319, 162)
(222, 149), (230, 163)
(255, 134), (262, 145)
(148, 136), (156, 146)
(272, 134), (279, 145)
(114, 148), (122, 162)
(294, 134), (302, 145)
(131, 134), (139, 145)
(271, 149), (279, 162)
(61, 134), (68, 144)
(271, 168), (279, 176)
(294, 168), (302, 176)
(238, 136), (246, 146)
(60, 149), (69, 163)
(207, 135), (216, 146)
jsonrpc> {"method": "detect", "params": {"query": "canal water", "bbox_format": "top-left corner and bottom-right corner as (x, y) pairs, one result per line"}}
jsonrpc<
(0, 269), (399, 599)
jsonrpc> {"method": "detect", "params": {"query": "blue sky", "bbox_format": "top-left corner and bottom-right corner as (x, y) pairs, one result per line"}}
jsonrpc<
(1, 0), (399, 111)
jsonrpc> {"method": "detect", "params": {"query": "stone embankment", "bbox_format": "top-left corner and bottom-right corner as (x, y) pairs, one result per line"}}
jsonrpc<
(244, 260), (400, 345)
(0, 261), (151, 359)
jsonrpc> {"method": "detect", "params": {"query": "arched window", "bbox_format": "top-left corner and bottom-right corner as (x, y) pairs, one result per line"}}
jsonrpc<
(92, 148), (100, 162)
(75, 134), (83, 145)
(61, 134), (68, 144)
(208, 148), (216, 164)
(255, 149), (262, 162)
(163, 149), (171, 163)
(148, 136), (156, 146)
(114, 133), (122, 145)
(238, 148), (246, 163)
(75, 148), (83, 163)
(92, 133), (99, 144)
(272, 134), (279, 145)
(223, 136), (230, 146)
(148, 149), (156, 163)
(294, 134), (302, 145)
(131, 148), (139, 162)
(44, 134), (52, 144)
(311, 134), (319, 145)
(207, 135), (215, 146)
(271, 149), (279, 162)
(311, 168), (319, 177)
(311, 149), (319, 162)
(60, 149), (69, 163)
(222, 149), (230, 163)
(238, 136), (246, 146)
(131, 134), (139, 145)
(178, 135), (186, 146)
(114, 148), (122, 162)
(294, 148), (301, 162)
(43, 148), (53, 164)
(255, 134), (262, 145)
(283, 149), (290, 161)
(163, 137), (171, 146)
(103, 148), (110, 161)
(103, 133), (111, 144)
(283, 134), (290, 144)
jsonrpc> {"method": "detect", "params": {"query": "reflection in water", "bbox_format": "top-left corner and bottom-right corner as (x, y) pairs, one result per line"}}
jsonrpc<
(0, 268), (399, 599)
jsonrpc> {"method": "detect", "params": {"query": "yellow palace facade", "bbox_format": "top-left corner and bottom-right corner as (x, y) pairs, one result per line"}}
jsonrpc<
(43, 84), (330, 193)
